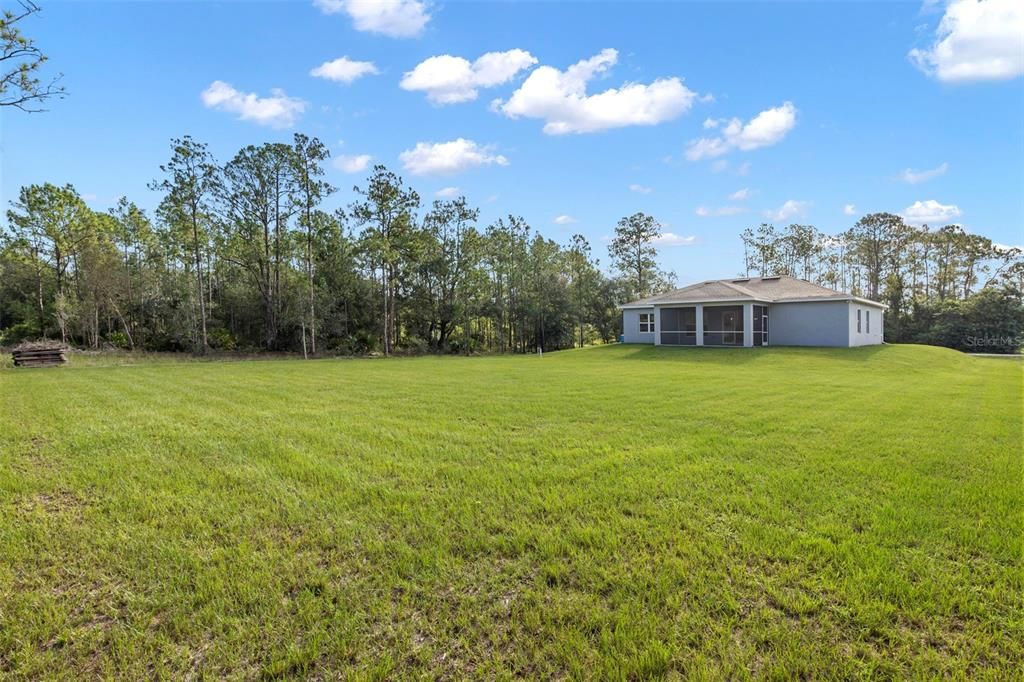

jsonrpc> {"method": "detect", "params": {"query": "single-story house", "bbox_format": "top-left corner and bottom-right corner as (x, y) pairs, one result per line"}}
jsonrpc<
(620, 275), (886, 348)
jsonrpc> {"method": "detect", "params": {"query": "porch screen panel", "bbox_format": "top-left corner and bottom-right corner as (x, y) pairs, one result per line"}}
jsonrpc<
(702, 305), (744, 346)
(661, 307), (697, 345)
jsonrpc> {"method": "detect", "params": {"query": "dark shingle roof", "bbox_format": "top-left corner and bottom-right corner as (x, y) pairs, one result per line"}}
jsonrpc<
(623, 275), (853, 306)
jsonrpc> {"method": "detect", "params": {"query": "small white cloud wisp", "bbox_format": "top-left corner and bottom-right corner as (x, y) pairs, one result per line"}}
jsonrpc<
(201, 81), (307, 128)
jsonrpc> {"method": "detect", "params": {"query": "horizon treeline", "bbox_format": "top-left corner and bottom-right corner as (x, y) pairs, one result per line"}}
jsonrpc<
(740, 219), (1023, 349)
(1, 133), (1021, 355)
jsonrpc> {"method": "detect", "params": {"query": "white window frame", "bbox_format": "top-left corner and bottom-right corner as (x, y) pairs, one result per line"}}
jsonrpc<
(866, 310), (870, 334)
(856, 308), (862, 333)
(639, 312), (654, 334)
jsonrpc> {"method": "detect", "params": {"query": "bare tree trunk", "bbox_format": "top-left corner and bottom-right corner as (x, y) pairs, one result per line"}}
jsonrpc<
(307, 246), (317, 355)
(189, 209), (208, 353)
(381, 266), (390, 355)
(109, 298), (135, 349)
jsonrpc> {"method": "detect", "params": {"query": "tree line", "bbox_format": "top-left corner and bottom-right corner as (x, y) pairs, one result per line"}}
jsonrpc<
(2, 132), (1020, 355)
(0, 135), (676, 355)
(740, 218), (1024, 351)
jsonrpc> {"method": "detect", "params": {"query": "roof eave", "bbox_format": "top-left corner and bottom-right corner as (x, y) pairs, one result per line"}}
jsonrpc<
(620, 296), (771, 308)
(772, 295), (889, 309)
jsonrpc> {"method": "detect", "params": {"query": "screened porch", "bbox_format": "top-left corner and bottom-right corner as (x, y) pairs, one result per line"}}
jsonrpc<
(658, 303), (769, 347)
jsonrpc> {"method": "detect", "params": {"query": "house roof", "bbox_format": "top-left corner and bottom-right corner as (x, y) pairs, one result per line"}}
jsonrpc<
(621, 275), (887, 308)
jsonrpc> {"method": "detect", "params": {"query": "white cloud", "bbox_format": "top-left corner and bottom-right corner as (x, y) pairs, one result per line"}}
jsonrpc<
(495, 48), (701, 134)
(334, 154), (373, 173)
(728, 188), (752, 201)
(399, 138), (509, 175)
(902, 199), (962, 225)
(310, 57), (380, 84)
(899, 161), (949, 184)
(313, 0), (430, 38)
(763, 199), (809, 222)
(703, 117), (721, 129)
(629, 184), (653, 194)
(201, 81), (307, 128)
(909, 0), (1023, 82)
(843, 203), (857, 216)
(736, 161), (752, 176)
(652, 232), (697, 246)
(686, 102), (797, 161)
(435, 186), (461, 198)
(553, 214), (578, 225)
(401, 49), (537, 104)
(695, 205), (747, 217)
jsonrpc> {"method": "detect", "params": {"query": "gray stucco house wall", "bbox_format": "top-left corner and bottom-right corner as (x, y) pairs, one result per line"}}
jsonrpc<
(769, 301), (852, 347)
(622, 308), (655, 344)
(848, 302), (884, 346)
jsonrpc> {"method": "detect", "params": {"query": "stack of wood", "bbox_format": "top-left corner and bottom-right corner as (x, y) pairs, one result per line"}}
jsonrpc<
(11, 342), (68, 368)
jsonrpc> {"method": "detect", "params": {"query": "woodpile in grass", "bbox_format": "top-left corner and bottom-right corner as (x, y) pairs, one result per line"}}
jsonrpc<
(11, 341), (68, 368)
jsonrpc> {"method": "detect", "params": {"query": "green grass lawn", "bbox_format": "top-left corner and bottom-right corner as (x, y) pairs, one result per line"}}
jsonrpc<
(1, 345), (1021, 679)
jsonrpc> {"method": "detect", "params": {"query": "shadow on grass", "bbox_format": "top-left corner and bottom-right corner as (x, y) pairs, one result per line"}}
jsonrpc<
(612, 343), (894, 366)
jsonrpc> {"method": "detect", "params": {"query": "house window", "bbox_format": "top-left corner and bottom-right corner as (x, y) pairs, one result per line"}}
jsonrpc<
(639, 312), (654, 334)
(857, 309), (862, 333)
(866, 310), (870, 334)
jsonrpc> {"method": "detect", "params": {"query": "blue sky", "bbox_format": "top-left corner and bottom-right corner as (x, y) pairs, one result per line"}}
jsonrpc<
(3, 0), (1022, 281)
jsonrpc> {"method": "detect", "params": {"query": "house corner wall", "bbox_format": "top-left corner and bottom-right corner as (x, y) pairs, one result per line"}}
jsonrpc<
(621, 308), (656, 344)
(848, 302), (885, 346)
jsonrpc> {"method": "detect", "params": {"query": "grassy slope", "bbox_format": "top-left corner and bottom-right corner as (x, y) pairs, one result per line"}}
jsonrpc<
(0, 345), (1020, 679)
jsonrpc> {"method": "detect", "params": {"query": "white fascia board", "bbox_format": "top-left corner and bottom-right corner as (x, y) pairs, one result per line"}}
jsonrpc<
(772, 295), (888, 309)
(850, 296), (889, 309)
(649, 297), (769, 306)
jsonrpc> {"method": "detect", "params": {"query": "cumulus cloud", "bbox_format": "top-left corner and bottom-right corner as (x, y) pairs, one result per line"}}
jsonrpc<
(435, 186), (460, 198)
(629, 184), (653, 194)
(310, 56), (380, 84)
(728, 188), (752, 201)
(899, 161), (949, 184)
(902, 199), (962, 225)
(763, 199), (809, 222)
(843, 204), (858, 216)
(909, 0), (1023, 82)
(201, 81), (307, 128)
(333, 154), (373, 173)
(652, 232), (697, 246)
(553, 215), (578, 225)
(494, 48), (701, 134)
(401, 49), (537, 104)
(686, 102), (797, 161)
(695, 205), (747, 217)
(399, 138), (509, 175)
(313, 0), (430, 38)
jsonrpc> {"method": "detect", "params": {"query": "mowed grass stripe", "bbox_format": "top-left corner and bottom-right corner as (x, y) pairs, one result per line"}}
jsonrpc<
(0, 344), (1020, 679)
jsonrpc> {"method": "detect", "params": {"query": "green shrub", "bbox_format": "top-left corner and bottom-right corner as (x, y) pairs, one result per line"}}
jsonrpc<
(106, 331), (132, 349)
(0, 322), (38, 347)
(208, 327), (237, 351)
